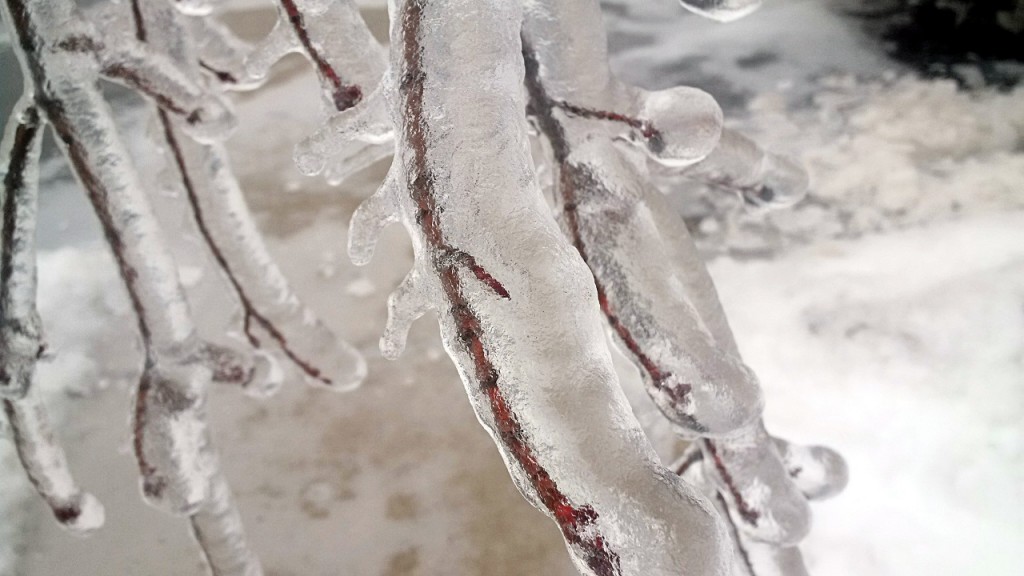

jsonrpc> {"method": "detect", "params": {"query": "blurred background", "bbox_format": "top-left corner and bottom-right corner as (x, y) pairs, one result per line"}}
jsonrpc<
(0, 1), (1021, 575)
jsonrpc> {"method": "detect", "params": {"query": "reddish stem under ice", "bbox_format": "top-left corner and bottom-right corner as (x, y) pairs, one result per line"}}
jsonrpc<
(704, 439), (760, 526)
(127, 0), (333, 386)
(400, 3), (619, 573)
(279, 0), (363, 111)
(523, 45), (703, 434)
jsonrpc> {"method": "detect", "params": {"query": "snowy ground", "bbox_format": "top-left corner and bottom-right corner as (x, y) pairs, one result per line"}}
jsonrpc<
(1, 1), (1022, 575)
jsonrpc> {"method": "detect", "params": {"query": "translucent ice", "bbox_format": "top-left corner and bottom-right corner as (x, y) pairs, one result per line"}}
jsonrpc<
(117, 0), (366, 392)
(1, 93), (103, 535)
(521, 0), (844, 572)
(674, 128), (810, 209)
(353, 1), (739, 573)
(247, 0), (392, 185)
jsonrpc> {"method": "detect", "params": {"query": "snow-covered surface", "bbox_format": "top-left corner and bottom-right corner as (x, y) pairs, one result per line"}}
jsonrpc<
(1, 1), (1022, 575)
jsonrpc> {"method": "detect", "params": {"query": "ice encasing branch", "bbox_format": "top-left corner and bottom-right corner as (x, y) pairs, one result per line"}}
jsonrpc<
(1, 96), (105, 534)
(521, 0), (847, 573)
(349, 1), (742, 574)
(246, 0), (393, 184)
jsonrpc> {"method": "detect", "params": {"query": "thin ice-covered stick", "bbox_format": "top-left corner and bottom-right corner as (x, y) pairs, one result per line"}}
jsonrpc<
(675, 443), (844, 576)
(186, 15), (259, 90)
(647, 194), (848, 551)
(189, 462), (262, 576)
(122, 0), (365, 394)
(0, 98), (105, 534)
(523, 49), (762, 436)
(3, 0), (223, 516)
(246, 0), (384, 111)
(3, 393), (106, 534)
(351, 2), (735, 574)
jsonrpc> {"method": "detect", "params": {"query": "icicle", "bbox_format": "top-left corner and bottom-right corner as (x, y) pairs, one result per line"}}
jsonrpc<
(293, 87), (393, 176)
(348, 171), (399, 266)
(243, 19), (300, 82)
(322, 142), (393, 186)
(380, 269), (432, 360)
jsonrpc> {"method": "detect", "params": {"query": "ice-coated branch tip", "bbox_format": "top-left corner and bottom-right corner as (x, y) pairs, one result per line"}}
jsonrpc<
(3, 394), (106, 535)
(380, 269), (432, 360)
(348, 170), (399, 266)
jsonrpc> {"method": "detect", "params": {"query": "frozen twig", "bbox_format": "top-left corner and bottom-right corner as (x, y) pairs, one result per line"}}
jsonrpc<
(1, 97), (105, 534)
(1, 3), (259, 572)
(3, 392), (106, 534)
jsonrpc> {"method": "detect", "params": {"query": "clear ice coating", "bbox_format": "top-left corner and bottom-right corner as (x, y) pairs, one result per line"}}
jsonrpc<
(0, 0), (263, 571)
(245, 0), (393, 185)
(1, 0), (846, 574)
(672, 128), (810, 209)
(519, 0), (846, 573)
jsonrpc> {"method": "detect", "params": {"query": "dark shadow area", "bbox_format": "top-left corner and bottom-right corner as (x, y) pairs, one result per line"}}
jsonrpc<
(841, 0), (1024, 89)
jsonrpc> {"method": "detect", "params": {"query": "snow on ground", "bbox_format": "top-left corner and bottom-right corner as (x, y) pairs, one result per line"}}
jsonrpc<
(2, 1), (1022, 575)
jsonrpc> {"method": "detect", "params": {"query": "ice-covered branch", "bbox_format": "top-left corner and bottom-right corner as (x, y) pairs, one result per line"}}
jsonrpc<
(100, 0), (365, 396)
(522, 0), (845, 573)
(348, 2), (739, 574)
(675, 128), (809, 209)
(1, 97), (105, 534)
(3, 392), (106, 534)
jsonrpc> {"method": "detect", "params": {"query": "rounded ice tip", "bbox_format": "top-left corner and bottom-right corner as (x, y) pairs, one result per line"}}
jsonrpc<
(59, 492), (105, 536)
